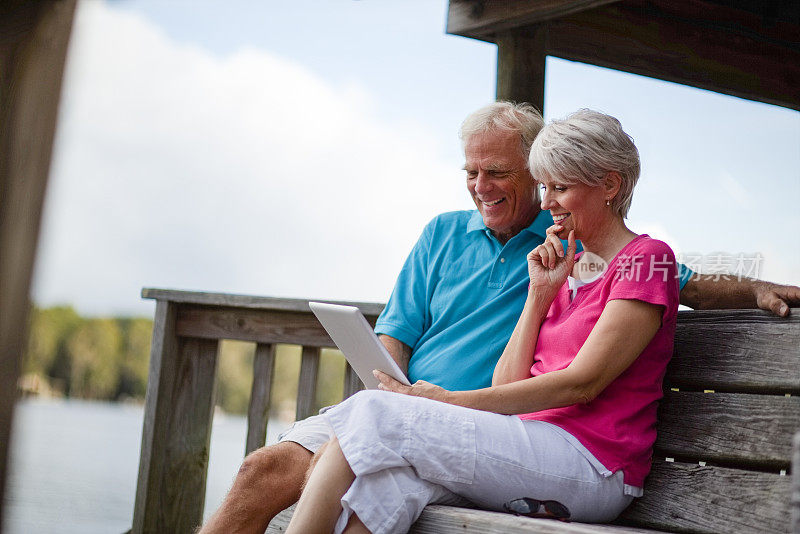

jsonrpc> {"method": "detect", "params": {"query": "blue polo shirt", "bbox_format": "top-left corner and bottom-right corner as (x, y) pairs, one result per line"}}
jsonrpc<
(375, 210), (692, 391)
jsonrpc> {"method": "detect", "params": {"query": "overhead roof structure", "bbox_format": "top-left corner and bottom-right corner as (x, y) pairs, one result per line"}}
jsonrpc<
(447, 0), (800, 112)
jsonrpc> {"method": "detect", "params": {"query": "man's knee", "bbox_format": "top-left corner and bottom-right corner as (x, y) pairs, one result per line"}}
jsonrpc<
(238, 441), (314, 486)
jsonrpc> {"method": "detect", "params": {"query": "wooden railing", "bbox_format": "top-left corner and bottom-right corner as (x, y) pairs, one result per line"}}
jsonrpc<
(131, 288), (382, 534)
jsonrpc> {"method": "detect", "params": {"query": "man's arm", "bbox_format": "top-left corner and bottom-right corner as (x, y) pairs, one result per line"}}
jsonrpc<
(680, 275), (800, 317)
(379, 334), (412, 375)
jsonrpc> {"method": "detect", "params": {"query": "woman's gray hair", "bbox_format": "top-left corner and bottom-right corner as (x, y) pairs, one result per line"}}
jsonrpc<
(459, 101), (544, 164)
(529, 109), (640, 218)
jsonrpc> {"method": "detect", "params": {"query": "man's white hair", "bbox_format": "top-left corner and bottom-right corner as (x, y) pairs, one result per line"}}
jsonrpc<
(460, 101), (544, 200)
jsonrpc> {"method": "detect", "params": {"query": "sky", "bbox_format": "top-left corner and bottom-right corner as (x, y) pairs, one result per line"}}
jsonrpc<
(32, 0), (800, 316)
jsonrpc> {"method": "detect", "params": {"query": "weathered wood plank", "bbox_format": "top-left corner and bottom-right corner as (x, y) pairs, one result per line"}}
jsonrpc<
(246, 343), (276, 455)
(342, 362), (365, 400)
(160, 337), (219, 533)
(543, 0), (800, 111)
(133, 303), (220, 534)
(656, 391), (800, 468)
(0, 1), (77, 527)
(448, 0), (800, 111)
(296, 346), (321, 421)
(620, 460), (792, 533)
(447, 0), (620, 39)
(266, 503), (660, 534)
(142, 287), (384, 317)
(175, 305), (379, 347)
(496, 27), (546, 112)
(667, 309), (800, 393)
(792, 431), (799, 534)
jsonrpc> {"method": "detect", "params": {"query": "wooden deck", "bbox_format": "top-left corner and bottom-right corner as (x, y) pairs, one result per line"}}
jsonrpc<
(129, 289), (800, 533)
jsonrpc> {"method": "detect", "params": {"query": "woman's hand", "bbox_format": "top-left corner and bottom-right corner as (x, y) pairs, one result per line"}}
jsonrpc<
(374, 370), (451, 403)
(527, 226), (576, 305)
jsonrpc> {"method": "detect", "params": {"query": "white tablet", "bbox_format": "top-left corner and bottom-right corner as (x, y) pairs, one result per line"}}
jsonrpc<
(309, 301), (411, 389)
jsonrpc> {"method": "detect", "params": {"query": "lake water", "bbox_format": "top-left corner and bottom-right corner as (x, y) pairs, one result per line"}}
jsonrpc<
(3, 398), (290, 534)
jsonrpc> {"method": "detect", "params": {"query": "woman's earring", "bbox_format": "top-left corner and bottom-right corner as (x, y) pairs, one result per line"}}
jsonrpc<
(606, 199), (611, 206)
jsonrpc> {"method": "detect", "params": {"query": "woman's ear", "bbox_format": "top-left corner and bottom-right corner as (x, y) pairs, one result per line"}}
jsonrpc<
(604, 172), (622, 201)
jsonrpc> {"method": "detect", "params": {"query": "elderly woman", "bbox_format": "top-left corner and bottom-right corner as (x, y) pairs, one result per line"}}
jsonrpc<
(286, 110), (679, 534)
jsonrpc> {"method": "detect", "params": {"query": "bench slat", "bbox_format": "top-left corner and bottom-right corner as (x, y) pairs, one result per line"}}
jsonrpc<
(620, 460), (791, 533)
(655, 390), (800, 468)
(266, 504), (661, 534)
(296, 346), (321, 421)
(245, 343), (276, 455)
(667, 310), (800, 394)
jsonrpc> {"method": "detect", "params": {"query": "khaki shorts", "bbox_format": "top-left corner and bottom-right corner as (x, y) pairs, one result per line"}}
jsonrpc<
(276, 406), (335, 453)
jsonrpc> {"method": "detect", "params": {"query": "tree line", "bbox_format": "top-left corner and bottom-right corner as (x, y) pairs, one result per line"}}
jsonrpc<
(23, 306), (348, 416)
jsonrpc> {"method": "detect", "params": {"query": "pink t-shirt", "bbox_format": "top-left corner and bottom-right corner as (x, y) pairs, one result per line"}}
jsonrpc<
(518, 235), (679, 489)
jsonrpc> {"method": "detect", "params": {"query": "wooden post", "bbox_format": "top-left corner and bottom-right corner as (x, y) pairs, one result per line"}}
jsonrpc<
(295, 346), (321, 421)
(133, 300), (221, 534)
(0, 0), (76, 529)
(245, 343), (277, 455)
(343, 363), (364, 400)
(495, 25), (547, 114)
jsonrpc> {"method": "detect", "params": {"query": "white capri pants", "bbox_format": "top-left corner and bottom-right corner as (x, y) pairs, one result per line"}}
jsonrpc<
(322, 390), (633, 534)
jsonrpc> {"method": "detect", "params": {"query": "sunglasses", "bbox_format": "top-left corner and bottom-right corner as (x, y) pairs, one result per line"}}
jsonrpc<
(503, 497), (571, 521)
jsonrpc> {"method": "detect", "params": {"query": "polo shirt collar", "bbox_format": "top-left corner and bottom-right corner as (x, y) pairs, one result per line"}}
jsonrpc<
(467, 209), (554, 241)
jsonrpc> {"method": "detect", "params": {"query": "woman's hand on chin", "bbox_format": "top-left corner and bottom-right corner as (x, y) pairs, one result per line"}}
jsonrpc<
(374, 370), (450, 403)
(528, 227), (577, 303)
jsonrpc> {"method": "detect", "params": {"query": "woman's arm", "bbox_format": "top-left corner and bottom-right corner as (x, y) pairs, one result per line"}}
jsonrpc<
(377, 297), (662, 415)
(493, 228), (577, 386)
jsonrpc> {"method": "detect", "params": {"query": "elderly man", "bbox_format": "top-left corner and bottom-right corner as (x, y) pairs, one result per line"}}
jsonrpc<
(200, 102), (800, 534)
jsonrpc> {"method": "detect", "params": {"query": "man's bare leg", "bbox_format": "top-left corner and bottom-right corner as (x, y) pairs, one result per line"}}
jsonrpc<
(198, 441), (313, 534)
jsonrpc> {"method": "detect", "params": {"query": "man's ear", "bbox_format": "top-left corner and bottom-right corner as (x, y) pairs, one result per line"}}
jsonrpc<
(604, 172), (622, 201)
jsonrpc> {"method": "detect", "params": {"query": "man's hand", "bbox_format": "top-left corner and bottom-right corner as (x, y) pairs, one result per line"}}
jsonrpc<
(753, 282), (800, 317)
(680, 275), (800, 317)
(373, 370), (451, 404)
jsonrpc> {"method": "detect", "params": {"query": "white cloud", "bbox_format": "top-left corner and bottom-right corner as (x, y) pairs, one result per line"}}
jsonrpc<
(33, 0), (470, 315)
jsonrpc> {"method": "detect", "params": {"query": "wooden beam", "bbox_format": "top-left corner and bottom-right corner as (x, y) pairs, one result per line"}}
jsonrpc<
(496, 26), (547, 112)
(450, 0), (800, 111)
(0, 0), (76, 529)
(447, 0), (621, 40)
(174, 304), (380, 348)
(545, 0), (800, 111)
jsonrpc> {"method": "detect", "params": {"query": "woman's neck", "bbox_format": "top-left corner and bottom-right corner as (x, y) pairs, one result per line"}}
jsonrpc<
(578, 218), (638, 265)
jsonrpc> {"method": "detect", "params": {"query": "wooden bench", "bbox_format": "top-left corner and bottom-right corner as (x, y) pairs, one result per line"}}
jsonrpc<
(131, 289), (800, 534)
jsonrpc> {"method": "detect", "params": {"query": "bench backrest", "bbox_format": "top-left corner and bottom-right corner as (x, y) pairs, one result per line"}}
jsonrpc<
(619, 309), (800, 533)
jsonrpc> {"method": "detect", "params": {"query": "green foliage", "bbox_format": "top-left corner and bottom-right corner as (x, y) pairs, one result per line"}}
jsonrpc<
(216, 340), (255, 415)
(23, 307), (350, 416)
